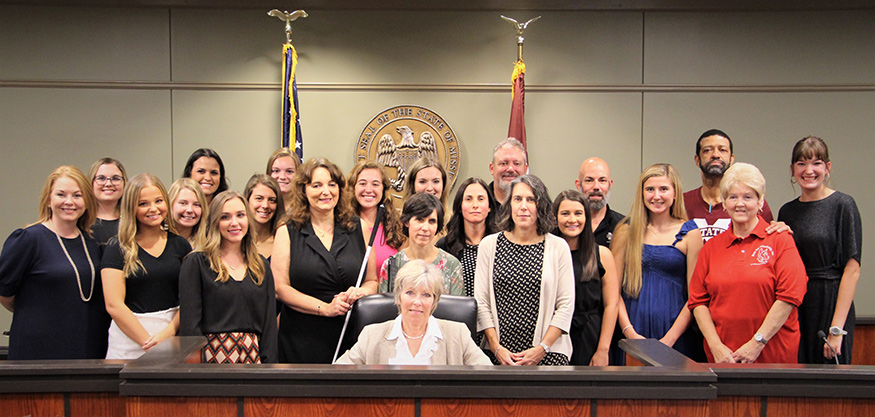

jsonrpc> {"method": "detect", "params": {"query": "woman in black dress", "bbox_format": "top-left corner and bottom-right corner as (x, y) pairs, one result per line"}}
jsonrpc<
(180, 191), (277, 363)
(437, 177), (499, 297)
(88, 157), (127, 245)
(551, 190), (619, 366)
(0, 166), (110, 360)
(778, 136), (862, 364)
(272, 157), (378, 363)
(102, 174), (191, 359)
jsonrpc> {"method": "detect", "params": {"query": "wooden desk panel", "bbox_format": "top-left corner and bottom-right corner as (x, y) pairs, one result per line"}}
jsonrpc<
(420, 398), (590, 417)
(245, 398), (414, 417)
(126, 396), (237, 417)
(0, 393), (64, 417)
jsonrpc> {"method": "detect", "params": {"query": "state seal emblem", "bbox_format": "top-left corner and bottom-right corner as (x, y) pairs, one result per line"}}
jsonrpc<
(354, 105), (461, 206)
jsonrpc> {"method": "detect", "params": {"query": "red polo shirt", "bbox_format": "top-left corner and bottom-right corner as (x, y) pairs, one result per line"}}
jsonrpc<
(689, 216), (807, 363)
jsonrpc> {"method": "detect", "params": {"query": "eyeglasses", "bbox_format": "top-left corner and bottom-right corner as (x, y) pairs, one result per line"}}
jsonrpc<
(94, 175), (124, 185)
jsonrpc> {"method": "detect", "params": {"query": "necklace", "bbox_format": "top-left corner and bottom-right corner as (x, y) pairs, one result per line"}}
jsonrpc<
(52, 227), (95, 302)
(402, 329), (425, 340)
(312, 224), (334, 238)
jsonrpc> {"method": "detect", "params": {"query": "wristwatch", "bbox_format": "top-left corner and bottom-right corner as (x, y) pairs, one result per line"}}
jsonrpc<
(829, 326), (848, 336)
(539, 342), (551, 353)
(754, 333), (768, 345)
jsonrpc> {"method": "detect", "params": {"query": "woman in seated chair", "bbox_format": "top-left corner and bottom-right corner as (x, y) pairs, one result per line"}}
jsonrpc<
(336, 260), (490, 365)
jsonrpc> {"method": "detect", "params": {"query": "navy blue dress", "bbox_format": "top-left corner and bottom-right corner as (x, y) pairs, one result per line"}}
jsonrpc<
(0, 224), (110, 360)
(623, 220), (699, 359)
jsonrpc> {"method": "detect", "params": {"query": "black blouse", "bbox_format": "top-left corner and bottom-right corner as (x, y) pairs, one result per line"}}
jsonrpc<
(101, 233), (191, 313)
(179, 251), (278, 363)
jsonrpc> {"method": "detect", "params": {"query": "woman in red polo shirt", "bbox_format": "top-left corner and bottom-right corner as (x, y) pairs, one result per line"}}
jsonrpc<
(688, 163), (807, 364)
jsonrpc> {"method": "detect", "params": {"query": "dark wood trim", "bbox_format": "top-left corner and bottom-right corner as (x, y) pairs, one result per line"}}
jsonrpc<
(2, 0), (875, 11)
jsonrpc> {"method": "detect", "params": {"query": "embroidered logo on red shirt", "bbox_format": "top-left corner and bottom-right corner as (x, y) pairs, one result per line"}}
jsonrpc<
(751, 245), (774, 265)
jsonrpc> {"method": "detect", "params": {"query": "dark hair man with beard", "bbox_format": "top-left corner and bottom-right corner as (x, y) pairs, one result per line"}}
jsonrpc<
(575, 157), (625, 246)
(683, 129), (780, 241)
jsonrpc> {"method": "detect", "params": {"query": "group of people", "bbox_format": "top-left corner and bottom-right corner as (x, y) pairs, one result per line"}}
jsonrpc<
(0, 129), (861, 367)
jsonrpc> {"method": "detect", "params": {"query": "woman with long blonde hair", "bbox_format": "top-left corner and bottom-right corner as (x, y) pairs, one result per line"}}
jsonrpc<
(168, 178), (208, 250)
(179, 191), (278, 363)
(612, 163), (703, 359)
(0, 166), (110, 359)
(102, 173), (191, 359)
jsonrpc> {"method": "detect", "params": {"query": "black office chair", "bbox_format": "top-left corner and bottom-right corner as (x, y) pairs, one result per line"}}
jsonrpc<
(338, 293), (478, 355)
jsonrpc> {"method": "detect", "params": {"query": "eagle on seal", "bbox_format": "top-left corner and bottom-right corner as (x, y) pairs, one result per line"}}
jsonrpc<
(377, 126), (439, 192)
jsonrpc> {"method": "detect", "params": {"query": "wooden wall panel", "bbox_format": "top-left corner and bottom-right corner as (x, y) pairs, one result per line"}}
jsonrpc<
(0, 393), (64, 417)
(421, 399), (590, 417)
(598, 399), (707, 417)
(69, 393), (125, 417)
(768, 397), (875, 417)
(707, 396), (759, 417)
(126, 396), (237, 417)
(245, 397), (414, 417)
(853, 324), (875, 365)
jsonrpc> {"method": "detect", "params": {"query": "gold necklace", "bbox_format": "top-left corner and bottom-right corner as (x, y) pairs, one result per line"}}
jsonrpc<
(50, 226), (95, 302)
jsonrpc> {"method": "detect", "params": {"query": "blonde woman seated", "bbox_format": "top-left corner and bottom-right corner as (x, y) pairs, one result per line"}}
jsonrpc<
(336, 260), (491, 365)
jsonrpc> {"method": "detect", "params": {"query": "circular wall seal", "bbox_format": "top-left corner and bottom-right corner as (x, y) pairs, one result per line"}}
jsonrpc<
(354, 105), (461, 207)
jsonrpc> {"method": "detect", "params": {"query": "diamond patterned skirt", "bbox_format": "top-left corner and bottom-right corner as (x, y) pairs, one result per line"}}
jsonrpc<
(203, 332), (261, 364)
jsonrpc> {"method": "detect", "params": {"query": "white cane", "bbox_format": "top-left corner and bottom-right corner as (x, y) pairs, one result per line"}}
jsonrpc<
(332, 204), (385, 363)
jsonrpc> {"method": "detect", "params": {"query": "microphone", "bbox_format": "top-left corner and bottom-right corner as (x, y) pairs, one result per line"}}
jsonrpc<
(817, 330), (840, 365)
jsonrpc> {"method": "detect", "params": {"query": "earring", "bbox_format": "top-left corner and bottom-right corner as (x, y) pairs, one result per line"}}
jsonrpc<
(790, 177), (797, 184)
(825, 173), (830, 183)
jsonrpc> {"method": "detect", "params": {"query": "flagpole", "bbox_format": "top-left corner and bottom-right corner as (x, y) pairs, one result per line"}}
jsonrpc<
(269, 9), (308, 157)
(501, 15), (539, 158)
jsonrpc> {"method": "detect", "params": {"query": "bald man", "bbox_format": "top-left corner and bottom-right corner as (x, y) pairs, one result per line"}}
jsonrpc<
(575, 157), (625, 247)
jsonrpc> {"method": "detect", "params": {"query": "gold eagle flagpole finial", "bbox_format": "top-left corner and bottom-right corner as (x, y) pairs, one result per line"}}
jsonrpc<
(500, 15), (541, 61)
(268, 9), (308, 43)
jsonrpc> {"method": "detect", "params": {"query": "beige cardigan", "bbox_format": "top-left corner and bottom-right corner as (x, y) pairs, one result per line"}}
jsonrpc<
(335, 318), (492, 365)
(474, 232), (575, 358)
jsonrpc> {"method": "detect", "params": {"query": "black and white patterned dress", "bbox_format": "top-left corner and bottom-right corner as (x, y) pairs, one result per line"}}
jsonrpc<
(460, 243), (478, 297)
(490, 233), (569, 366)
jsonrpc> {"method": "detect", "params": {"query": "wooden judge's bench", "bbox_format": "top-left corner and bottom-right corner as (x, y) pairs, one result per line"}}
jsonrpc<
(1, 333), (875, 417)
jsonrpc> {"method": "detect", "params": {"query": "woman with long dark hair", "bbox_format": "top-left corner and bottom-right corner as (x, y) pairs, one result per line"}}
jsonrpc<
(182, 148), (229, 204)
(551, 190), (619, 366)
(437, 177), (498, 297)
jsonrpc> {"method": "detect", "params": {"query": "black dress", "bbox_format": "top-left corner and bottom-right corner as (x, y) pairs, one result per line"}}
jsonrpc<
(779, 191), (862, 364)
(179, 252), (278, 363)
(0, 224), (110, 360)
(278, 221), (366, 363)
(569, 248), (606, 366)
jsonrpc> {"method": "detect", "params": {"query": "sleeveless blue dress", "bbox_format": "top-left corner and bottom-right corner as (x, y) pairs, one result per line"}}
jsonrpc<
(623, 220), (699, 358)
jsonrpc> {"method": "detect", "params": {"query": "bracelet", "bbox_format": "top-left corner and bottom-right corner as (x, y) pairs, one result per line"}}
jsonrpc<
(316, 302), (323, 316)
(622, 324), (633, 336)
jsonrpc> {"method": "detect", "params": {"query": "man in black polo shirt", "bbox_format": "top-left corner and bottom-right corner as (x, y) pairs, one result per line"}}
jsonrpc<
(575, 157), (625, 247)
